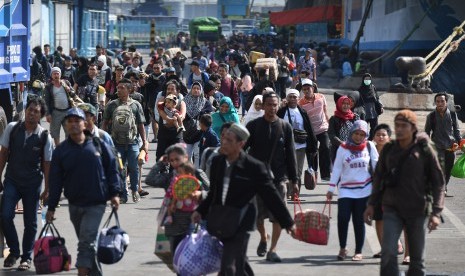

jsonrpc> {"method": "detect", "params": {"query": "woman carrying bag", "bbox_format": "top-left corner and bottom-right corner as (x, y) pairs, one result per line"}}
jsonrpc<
(326, 120), (378, 261)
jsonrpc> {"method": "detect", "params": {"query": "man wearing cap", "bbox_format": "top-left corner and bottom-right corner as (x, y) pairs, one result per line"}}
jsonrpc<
(44, 66), (79, 145)
(298, 78), (331, 181)
(193, 123), (295, 275)
(78, 103), (114, 146)
(245, 91), (298, 263)
(278, 89), (317, 197)
(0, 97), (54, 270)
(297, 48), (317, 82)
(187, 60), (209, 89)
(364, 109), (445, 276)
(62, 55), (77, 86)
(47, 107), (120, 276)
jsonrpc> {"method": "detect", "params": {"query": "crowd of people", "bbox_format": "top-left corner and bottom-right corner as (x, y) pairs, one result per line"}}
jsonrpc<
(0, 41), (457, 276)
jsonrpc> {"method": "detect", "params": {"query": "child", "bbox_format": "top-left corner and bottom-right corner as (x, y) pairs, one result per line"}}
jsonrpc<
(198, 114), (220, 164)
(164, 162), (200, 225)
(158, 94), (185, 132)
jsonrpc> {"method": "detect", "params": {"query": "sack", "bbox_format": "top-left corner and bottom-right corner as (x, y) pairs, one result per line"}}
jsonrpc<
(154, 225), (175, 272)
(303, 167), (317, 190)
(293, 199), (331, 245)
(145, 161), (172, 189)
(111, 100), (138, 145)
(293, 129), (308, 144)
(206, 204), (248, 240)
(33, 222), (72, 274)
(97, 207), (129, 264)
(451, 154), (465, 178)
(173, 226), (223, 276)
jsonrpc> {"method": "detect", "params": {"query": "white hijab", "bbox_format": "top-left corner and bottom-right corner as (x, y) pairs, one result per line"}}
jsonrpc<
(242, 95), (264, 126)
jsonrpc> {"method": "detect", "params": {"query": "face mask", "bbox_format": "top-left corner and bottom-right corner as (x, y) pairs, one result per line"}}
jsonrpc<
(364, 80), (371, 86)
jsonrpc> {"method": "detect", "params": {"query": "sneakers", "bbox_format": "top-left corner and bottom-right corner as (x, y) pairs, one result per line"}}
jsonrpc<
(132, 191), (140, 203)
(256, 241), (267, 257)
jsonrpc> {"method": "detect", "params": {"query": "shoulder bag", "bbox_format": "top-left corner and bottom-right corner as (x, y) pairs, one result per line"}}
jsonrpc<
(286, 108), (308, 144)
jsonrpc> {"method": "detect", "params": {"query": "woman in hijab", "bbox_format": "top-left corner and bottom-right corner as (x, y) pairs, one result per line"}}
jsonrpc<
(242, 95), (263, 126)
(97, 55), (111, 85)
(182, 81), (214, 167)
(357, 73), (383, 139)
(328, 96), (360, 162)
(326, 120), (378, 262)
(211, 96), (240, 136)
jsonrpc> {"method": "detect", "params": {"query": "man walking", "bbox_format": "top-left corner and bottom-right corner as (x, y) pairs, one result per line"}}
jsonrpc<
(46, 108), (120, 276)
(425, 92), (461, 196)
(0, 97), (54, 270)
(102, 78), (147, 203)
(192, 123), (295, 275)
(44, 67), (80, 145)
(364, 109), (445, 276)
(245, 91), (298, 262)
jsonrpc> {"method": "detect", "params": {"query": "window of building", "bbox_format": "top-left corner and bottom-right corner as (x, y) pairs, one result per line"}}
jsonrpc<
(385, 0), (406, 14)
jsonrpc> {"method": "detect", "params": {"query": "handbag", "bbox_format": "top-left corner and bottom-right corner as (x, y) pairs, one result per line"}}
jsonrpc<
(97, 207), (129, 265)
(173, 225), (223, 276)
(145, 161), (172, 189)
(303, 167), (317, 190)
(33, 222), (72, 274)
(183, 115), (202, 143)
(293, 198), (331, 245)
(451, 154), (465, 178)
(154, 225), (175, 272)
(286, 108), (308, 144)
(374, 100), (383, 115)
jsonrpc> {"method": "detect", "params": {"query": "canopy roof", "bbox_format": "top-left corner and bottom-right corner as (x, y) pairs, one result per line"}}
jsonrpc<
(270, 6), (341, 26)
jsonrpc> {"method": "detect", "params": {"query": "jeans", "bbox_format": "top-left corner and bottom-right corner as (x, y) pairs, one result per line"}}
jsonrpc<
(337, 197), (368, 253)
(116, 143), (140, 199)
(239, 91), (249, 117)
(382, 211), (427, 276)
(312, 132), (331, 179)
(436, 149), (455, 186)
(186, 141), (200, 168)
(69, 204), (106, 275)
(1, 177), (41, 260)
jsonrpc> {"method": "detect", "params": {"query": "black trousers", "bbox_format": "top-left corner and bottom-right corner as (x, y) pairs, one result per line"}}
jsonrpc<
(310, 131), (331, 179)
(219, 232), (254, 276)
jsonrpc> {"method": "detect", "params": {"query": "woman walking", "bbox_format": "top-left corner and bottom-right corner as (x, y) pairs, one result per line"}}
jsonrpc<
(357, 73), (383, 139)
(326, 120), (378, 261)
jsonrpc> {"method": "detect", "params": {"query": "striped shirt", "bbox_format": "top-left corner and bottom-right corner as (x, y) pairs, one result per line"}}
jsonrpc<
(298, 93), (328, 135)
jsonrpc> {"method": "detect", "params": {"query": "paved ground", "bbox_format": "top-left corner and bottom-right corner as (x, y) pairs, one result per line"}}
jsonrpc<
(2, 56), (465, 275)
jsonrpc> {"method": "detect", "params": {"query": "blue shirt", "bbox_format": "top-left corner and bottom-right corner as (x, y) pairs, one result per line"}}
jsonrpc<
(48, 136), (121, 211)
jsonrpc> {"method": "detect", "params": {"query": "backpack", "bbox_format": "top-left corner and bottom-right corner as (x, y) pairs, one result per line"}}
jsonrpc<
(111, 99), (138, 145)
(97, 207), (129, 264)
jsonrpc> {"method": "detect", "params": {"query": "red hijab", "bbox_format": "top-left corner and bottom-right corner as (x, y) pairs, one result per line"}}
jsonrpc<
(334, 96), (355, 122)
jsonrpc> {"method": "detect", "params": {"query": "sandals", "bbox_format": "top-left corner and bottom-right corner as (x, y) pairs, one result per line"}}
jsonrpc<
(17, 259), (32, 271)
(337, 249), (348, 261)
(352, 254), (363, 261)
(257, 240), (267, 257)
(4, 254), (18, 268)
(372, 252), (382, 258)
(402, 256), (410, 265)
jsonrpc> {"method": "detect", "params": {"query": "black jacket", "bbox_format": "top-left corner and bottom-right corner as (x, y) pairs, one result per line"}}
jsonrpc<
(277, 106), (318, 153)
(196, 152), (294, 232)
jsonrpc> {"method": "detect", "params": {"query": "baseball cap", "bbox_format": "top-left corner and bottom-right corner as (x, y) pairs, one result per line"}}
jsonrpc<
(64, 55), (72, 61)
(163, 67), (176, 73)
(78, 103), (97, 117)
(301, 79), (313, 87)
(165, 94), (178, 105)
(65, 107), (86, 120)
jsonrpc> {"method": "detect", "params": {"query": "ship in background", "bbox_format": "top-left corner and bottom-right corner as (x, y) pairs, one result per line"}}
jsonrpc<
(273, 0), (465, 119)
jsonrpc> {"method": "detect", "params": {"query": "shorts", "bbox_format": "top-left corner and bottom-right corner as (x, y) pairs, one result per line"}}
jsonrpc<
(256, 180), (287, 223)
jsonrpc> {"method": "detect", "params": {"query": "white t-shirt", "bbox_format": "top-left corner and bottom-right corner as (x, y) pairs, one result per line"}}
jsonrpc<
(53, 86), (70, 110)
(0, 122), (54, 161)
(283, 107), (306, 150)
